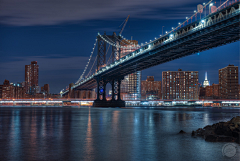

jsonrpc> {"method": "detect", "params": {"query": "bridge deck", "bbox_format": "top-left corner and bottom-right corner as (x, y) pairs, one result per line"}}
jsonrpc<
(62, 2), (240, 95)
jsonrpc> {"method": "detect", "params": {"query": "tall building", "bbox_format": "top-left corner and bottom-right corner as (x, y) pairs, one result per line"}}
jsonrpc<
(162, 69), (199, 100)
(25, 61), (39, 94)
(219, 65), (239, 99)
(120, 40), (141, 100)
(141, 76), (161, 100)
(203, 72), (210, 88)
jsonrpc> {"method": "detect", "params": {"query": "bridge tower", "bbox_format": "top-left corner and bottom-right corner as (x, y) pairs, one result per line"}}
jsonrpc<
(97, 32), (107, 71)
(111, 32), (121, 63)
(94, 32), (125, 107)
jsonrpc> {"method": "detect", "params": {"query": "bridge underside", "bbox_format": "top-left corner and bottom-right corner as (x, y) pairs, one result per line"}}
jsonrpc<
(102, 14), (240, 78)
(63, 3), (240, 107)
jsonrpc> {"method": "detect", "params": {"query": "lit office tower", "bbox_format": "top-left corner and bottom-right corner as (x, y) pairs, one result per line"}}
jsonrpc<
(219, 65), (239, 99)
(25, 61), (39, 94)
(162, 69), (199, 100)
(120, 40), (141, 100)
(203, 72), (210, 88)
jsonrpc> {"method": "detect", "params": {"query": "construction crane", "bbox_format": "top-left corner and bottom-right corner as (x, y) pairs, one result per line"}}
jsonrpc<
(119, 15), (130, 35)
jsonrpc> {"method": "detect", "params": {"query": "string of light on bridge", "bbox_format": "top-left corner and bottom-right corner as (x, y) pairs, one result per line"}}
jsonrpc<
(75, 38), (98, 84)
(139, 0), (233, 47)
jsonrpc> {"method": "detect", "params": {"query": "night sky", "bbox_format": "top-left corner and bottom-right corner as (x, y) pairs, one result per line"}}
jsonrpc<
(0, 0), (239, 93)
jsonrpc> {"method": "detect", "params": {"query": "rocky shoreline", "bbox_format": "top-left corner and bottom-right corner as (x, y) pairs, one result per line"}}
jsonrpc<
(191, 116), (240, 143)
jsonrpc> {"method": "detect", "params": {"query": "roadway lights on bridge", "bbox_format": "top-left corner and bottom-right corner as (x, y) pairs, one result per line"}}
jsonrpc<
(178, 22), (181, 25)
(172, 27), (174, 29)
(209, 3), (214, 13)
(201, 20), (205, 23)
(166, 31), (168, 33)
(170, 34), (173, 37)
(186, 17), (188, 19)
(194, 10), (196, 13)
(203, 3), (205, 5)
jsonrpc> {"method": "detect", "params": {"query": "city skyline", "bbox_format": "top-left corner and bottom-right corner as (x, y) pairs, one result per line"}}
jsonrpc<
(0, 0), (239, 93)
(0, 59), (239, 94)
(1, 60), (239, 100)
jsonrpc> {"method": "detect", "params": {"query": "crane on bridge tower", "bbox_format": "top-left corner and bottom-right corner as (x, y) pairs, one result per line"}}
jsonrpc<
(119, 15), (130, 36)
(97, 15), (131, 71)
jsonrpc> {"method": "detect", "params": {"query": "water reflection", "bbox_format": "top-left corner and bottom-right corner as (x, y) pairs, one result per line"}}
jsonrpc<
(0, 107), (239, 161)
(84, 109), (94, 161)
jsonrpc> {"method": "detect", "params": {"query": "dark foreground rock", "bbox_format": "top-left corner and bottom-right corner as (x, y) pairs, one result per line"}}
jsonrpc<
(179, 130), (186, 134)
(192, 116), (240, 143)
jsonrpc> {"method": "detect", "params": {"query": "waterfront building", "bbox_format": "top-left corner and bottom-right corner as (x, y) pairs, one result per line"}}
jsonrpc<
(212, 84), (220, 98)
(0, 80), (14, 99)
(13, 83), (25, 99)
(25, 61), (39, 94)
(219, 65), (239, 99)
(199, 86), (206, 99)
(41, 84), (50, 95)
(205, 85), (213, 97)
(141, 76), (161, 100)
(0, 80), (25, 99)
(162, 69), (199, 100)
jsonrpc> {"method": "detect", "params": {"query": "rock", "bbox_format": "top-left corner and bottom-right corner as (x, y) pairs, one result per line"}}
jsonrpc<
(230, 116), (240, 125)
(205, 135), (217, 142)
(217, 136), (236, 142)
(191, 131), (195, 136)
(193, 116), (240, 143)
(179, 130), (186, 134)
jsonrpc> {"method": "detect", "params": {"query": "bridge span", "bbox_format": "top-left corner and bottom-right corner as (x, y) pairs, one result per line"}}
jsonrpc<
(61, 2), (240, 107)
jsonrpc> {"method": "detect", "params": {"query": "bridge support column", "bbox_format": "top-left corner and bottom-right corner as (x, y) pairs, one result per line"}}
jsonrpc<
(93, 76), (125, 107)
(111, 80), (115, 101)
(117, 79), (121, 101)
(96, 78), (100, 100)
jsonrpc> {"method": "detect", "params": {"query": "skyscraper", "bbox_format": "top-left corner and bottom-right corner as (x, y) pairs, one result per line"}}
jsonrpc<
(162, 69), (199, 100)
(219, 65), (239, 99)
(203, 72), (210, 88)
(25, 61), (39, 94)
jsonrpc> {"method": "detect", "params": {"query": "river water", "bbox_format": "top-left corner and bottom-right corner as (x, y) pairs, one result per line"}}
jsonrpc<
(0, 106), (239, 161)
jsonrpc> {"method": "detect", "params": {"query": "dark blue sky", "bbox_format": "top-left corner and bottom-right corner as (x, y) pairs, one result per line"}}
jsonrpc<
(0, 0), (239, 93)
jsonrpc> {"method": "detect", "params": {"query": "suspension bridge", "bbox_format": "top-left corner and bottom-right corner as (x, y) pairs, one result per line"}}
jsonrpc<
(60, 0), (240, 107)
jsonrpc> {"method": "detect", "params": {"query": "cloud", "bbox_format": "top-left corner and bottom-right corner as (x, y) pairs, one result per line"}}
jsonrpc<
(0, 0), (203, 26)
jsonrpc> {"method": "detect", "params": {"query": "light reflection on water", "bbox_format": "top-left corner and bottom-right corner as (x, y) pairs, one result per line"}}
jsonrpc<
(0, 106), (239, 161)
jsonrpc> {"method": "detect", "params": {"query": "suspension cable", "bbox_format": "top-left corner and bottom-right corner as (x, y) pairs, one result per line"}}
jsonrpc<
(75, 38), (97, 84)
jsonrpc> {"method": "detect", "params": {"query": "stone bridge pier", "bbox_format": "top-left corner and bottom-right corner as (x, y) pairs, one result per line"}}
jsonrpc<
(93, 76), (125, 107)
